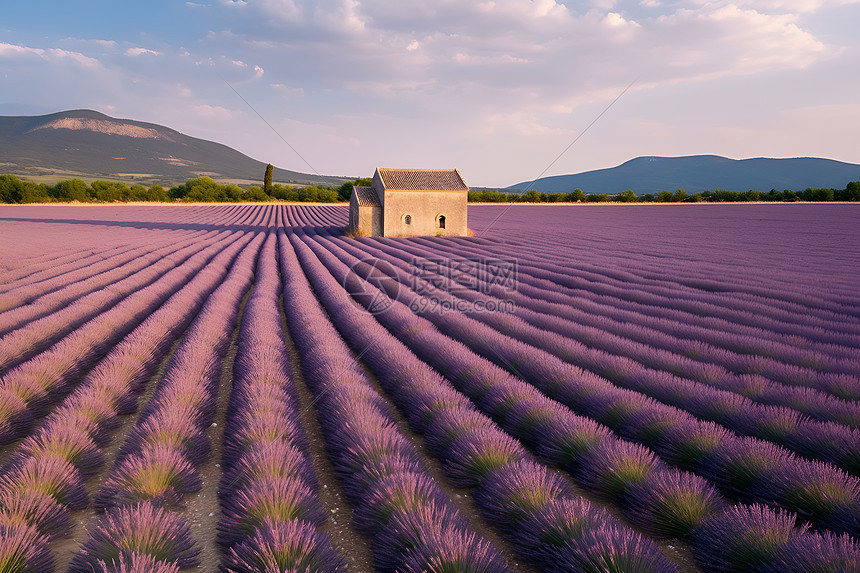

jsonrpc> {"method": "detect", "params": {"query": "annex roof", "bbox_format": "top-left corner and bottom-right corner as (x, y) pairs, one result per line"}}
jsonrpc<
(377, 168), (469, 192)
(353, 185), (381, 207)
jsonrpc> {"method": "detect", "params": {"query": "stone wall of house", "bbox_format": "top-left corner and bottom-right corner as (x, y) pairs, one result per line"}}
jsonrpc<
(368, 205), (383, 236)
(381, 189), (468, 237)
(348, 193), (364, 234)
(348, 194), (382, 236)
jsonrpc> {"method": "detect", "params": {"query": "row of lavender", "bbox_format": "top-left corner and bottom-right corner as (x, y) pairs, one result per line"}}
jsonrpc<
(0, 202), (272, 375)
(278, 227), (513, 572)
(465, 204), (860, 314)
(0, 202), (855, 572)
(0, 225), (257, 571)
(429, 236), (858, 387)
(0, 228), (212, 335)
(284, 219), (679, 572)
(293, 205), (859, 458)
(0, 205), (280, 570)
(335, 236), (860, 537)
(347, 235), (860, 476)
(402, 233), (859, 382)
(0, 205), (352, 571)
(68, 229), (264, 571)
(297, 225), (858, 571)
(0, 204), (249, 292)
(356, 233), (860, 438)
(402, 230), (860, 379)
(0, 230), (223, 373)
(468, 233), (858, 330)
(0, 229), (248, 445)
(217, 232), (343, 572)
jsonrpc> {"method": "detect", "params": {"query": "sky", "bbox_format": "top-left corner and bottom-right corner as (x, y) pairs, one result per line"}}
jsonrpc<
(1, 0), (859, 187)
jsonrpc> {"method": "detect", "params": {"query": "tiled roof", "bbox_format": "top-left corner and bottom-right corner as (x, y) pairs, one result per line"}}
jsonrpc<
(378, 168), (468, 191)
(353, 185), (381, 207)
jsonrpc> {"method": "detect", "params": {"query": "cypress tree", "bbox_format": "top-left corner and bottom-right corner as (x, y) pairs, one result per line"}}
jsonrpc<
(264, 163), (273, 195)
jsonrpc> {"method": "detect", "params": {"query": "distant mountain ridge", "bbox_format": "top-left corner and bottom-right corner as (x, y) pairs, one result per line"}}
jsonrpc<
(0, 109), (348, 187)
(507, 155), (860, 194)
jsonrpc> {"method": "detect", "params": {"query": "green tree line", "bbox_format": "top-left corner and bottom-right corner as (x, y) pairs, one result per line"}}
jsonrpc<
(0, 174), (370, 204)
(469, 182), (860, 203)
(5, 173), (858, 205)
(0, 175), (170, 204)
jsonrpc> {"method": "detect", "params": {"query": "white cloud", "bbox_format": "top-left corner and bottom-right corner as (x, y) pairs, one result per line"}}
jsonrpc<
(312, 0), (365, 33)
(653, 5), (825, 75)
(2, 0), (856, 185)
(180, 0), (842, 183)
(0, 42), (102, 68)
(125, 47), (161, 57)
(249, 0), (303, 24)
(592, 0), (618, 10)
(600, 11), (642, 41)
(192, 104), (234, 119)
(206, 0), (829, 100)
(0, 42), (39, 57)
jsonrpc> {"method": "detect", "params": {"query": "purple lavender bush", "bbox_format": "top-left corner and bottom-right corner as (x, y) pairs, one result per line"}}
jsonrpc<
(625, 469), (725, 538)
(474, 460), (571, 527)
(692, 503), (802, 572)
(69, 502), (199, 573)
(0, 518), (54, 572)
(0, 454), (88, 510)
(353, 471), (454, 535)
(222, 518), (345, 573)
(761, 530), (860, 573)
(217, 475), (326, 548)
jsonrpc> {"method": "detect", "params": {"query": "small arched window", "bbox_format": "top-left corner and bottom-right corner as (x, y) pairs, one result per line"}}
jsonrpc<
(438, 215), (446, 229)
(404, 214), (412, 225)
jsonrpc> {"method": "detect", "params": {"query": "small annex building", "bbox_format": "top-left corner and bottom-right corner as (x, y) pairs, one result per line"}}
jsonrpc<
(348, 168), (469, 237)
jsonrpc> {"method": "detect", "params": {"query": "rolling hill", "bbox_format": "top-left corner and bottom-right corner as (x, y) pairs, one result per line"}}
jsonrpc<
(507, 155), (860, 194)
(0, 109), (349, 187)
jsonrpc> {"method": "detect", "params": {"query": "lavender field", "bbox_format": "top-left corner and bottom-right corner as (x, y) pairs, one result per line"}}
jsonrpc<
(0, 203), (858, 573)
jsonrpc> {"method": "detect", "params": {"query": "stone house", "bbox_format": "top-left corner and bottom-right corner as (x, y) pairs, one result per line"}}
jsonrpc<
(348, 168), (469, 237)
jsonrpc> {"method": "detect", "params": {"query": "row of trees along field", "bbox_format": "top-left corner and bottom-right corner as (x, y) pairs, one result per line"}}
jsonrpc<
(0, 173), (371, 204)
(4, 172), (860, 204)
(0, 175), (170, 204)
(470, 181), (860, 203)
